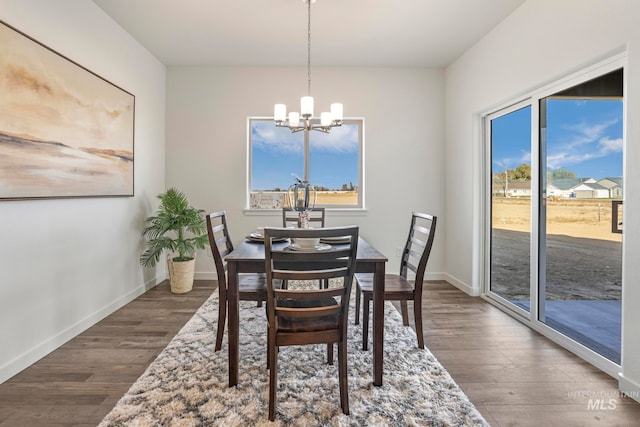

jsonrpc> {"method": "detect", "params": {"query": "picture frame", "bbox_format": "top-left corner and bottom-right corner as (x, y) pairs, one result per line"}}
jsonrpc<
(0, 20), (135, 200)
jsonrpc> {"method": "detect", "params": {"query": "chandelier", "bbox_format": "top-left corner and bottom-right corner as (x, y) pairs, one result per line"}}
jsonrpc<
(273, 0), (343, 133)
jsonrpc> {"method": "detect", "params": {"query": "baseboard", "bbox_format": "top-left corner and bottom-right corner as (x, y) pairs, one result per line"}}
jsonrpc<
(0, 276), (160, 384)
(195, 271), (217, 281)
(618, 373), (640, 404)
(442, 273), (479, 296)
(423, 272), (447, 282)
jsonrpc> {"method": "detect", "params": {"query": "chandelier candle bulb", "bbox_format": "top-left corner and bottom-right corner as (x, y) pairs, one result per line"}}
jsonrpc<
(331, 103), (343, 121)
(274, 104), (287, 122)
(288, 112), (300, 127)
(321, 112), (332, 126)
(301, 96), (314, 117)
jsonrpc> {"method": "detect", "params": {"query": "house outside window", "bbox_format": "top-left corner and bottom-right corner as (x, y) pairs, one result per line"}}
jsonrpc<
(248, 118), (364, 210)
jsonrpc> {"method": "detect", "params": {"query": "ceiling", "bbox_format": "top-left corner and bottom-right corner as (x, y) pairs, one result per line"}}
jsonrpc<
(93, 0), (525, 68)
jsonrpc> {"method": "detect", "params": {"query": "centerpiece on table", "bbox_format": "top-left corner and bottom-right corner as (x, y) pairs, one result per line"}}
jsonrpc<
(287, 176), (317, 228)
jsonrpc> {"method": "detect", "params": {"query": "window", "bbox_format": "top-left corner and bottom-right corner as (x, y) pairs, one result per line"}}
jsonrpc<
(248, 118), (364, 209)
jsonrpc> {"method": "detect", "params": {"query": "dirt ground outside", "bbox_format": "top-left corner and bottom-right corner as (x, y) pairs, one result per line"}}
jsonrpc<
(492, 197), (622, 243)
(491, 198), (622, 301)
(250, 191), (358, 209)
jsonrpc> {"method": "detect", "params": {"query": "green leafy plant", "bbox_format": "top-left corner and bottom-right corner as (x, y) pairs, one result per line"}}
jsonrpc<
(140, 187), (209, 268)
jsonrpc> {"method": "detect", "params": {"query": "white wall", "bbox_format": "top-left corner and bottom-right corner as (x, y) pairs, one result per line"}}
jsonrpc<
(0, 0), (166, 383)
(445, 0), (640, 400)
(165, 67), (446, 281)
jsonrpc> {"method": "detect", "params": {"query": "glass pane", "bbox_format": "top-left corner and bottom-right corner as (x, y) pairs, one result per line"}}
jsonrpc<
(250, 121), (303, 209)
(490, 106), (531, 311)
(309, 123), (360, 207)
(541, 97), (623, 363)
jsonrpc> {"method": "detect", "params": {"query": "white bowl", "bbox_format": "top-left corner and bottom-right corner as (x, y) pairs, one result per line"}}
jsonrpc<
(295, 237), (320, 249)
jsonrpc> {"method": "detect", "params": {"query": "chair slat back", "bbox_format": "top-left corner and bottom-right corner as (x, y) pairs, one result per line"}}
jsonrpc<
(282, 207), (326, 228)
(206, 211), (235, 287)
(399, 213), (437, 296)
(264, 226), (358, 325)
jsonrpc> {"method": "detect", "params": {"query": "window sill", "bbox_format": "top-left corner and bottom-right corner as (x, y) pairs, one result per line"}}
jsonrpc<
(243, 208), (368, 217)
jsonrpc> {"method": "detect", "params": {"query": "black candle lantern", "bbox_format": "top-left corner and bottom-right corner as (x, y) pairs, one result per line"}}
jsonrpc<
(287, 176), (317, 228)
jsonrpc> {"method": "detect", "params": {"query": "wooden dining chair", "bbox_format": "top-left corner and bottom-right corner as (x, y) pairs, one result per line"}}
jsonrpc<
(206, 211), (268, 352)
(282, 207), (326, 228)
(355, 212), (437, 350)
(282, 207), (327, 288)
(263, 225), (359, 421)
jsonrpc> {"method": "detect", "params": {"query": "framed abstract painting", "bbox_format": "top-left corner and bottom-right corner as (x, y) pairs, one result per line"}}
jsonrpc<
(0, 20), (135, 200)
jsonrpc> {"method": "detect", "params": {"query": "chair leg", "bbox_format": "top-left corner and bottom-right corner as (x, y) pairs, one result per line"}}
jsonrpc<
(268, 336), (277, 421)
(338, 339), (350, 415)
(413, 298), (425, 349)
(267, 327), (271, 369)
(354, 284), (361, 325)
(215, 296), (226, 352)
(327, 343), (334, 365)
(362, 295), (370, 351)
(400, 300), (410, 326)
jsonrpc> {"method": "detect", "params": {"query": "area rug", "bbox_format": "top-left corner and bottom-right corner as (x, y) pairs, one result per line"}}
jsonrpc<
(99, 289), (489, 426)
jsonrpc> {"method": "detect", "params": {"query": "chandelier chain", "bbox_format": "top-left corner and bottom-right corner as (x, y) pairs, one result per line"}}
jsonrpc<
(307, 0), (311, 96)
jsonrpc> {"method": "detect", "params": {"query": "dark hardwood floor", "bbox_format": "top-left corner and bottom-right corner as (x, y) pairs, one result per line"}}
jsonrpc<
(1, 279), (639, 426)
(0, 280), (215, 427)
(417, 281), (640, 426)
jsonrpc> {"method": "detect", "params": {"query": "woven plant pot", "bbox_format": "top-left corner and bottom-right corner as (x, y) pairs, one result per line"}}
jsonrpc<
(167, 254), (196, 294)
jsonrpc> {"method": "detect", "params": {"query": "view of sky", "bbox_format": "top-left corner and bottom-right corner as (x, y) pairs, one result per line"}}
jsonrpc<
(251, 121), (359, 191)
(491, 106), (532, 175)
(492, 100), (623, 180)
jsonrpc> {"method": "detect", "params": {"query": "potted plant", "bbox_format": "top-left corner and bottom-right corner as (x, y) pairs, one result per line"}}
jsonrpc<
(140, 187), (209, 293)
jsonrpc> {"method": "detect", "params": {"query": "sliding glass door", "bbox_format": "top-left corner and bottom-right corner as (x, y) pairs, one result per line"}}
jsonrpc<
(539, 70), (623, 363)
(485, 62), (624, 368)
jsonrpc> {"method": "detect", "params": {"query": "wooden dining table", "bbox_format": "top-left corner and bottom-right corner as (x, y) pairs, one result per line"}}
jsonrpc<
(225, 236), (388, 387)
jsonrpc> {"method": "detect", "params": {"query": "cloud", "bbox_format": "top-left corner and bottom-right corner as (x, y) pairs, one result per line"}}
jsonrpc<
(252, 123), (302, 154)
(564, 118), (619, 147)
(547, 151), (596, 169)
(493, 149), (531, 171)
(5, 65), (53, 95)
(547, 116), (621, 170)
(310, 125), (359, 153)
(599, 136), (623, 154)
(252, 121), (359, 154)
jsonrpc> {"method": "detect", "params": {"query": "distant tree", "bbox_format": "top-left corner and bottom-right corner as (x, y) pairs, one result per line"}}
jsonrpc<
(341, 183), (348, 191)
(551, 168), (576, 180)
(511, 163), (531, 181)
(274, 187), (281, 192)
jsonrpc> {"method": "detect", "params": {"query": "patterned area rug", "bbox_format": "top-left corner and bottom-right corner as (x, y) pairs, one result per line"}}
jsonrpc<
(99, 288), (489, 426)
